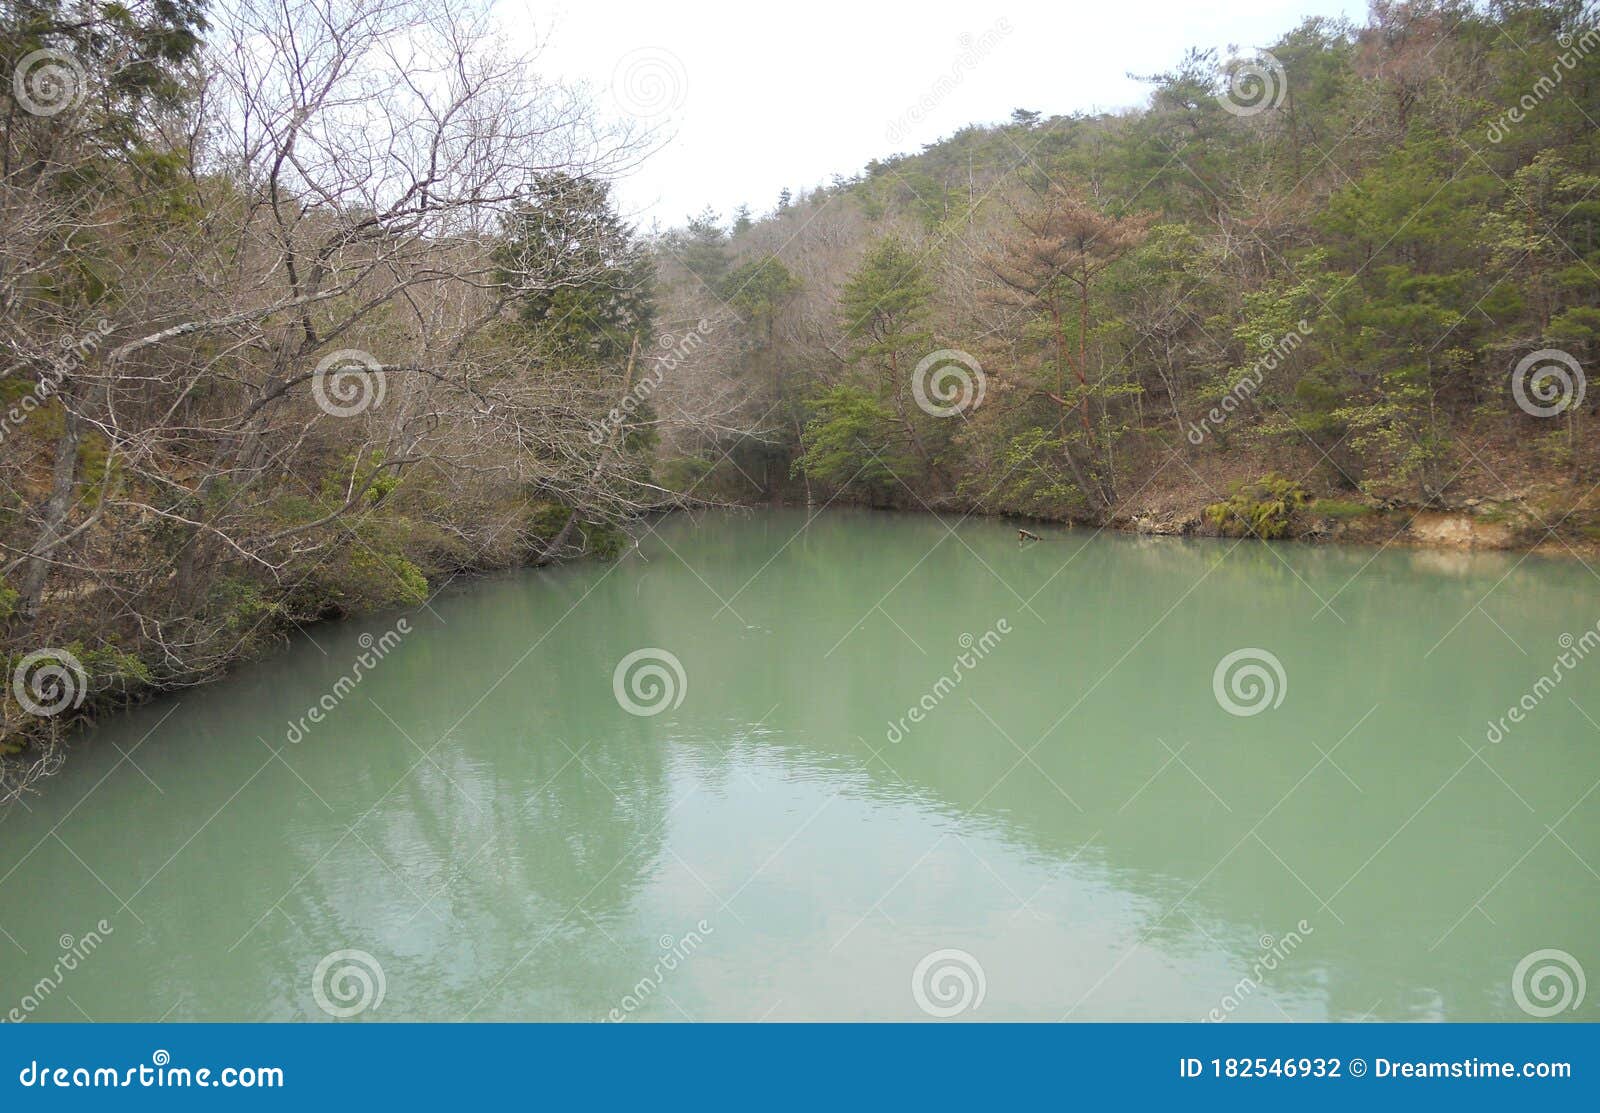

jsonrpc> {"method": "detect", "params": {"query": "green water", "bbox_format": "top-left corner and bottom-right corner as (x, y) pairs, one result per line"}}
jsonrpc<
(2, 510), (1597, 1022)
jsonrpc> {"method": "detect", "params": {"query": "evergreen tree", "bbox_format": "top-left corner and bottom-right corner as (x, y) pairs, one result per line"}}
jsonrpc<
(672, 206), (731, 290)
(497, 173), (654, 363)
(839, 236), (934, 384)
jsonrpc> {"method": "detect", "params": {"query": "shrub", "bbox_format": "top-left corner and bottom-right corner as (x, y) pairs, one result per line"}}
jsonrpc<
(1205, 474), (1309, 539)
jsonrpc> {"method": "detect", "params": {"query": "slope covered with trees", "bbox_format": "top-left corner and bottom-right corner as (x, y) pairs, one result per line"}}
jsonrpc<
(650, 0), (1600, 548)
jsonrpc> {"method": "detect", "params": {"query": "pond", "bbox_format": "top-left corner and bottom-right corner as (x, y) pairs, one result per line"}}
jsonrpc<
(1, 510), (1596, 1021)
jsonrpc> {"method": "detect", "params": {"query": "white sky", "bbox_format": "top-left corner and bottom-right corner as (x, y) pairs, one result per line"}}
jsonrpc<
(496, 0), (1370, 230)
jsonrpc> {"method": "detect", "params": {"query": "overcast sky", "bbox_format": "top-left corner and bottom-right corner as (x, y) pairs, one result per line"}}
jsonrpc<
(497, 0), (1369, 230)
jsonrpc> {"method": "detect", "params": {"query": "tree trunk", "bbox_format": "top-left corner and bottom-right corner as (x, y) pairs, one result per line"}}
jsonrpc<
(17, 408), (83, 619)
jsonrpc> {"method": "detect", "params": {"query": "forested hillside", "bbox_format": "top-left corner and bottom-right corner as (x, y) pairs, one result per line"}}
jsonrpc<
(650, 0), (1600, 545)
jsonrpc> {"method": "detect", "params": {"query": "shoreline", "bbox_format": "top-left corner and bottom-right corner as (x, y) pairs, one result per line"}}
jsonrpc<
(763, 494), (1600, 561)
(5, 498), (1591, 804)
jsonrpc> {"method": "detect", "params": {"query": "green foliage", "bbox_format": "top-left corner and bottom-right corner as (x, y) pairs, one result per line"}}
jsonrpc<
(496, 173), (654, 363)
(1, 642), (151, 710)
(321, 452), (400, 508)
(525, 502), (576, 542)
(839, 236), (934, 374)
(664, 207), (732, 289)
(517, 503), (627, 560)
(657, 456), (712, 492)
(315, 548), (430, 613)
(794, 385), (907, 495)
(1318, 137), (1496, 272)
(1549, 307), (1600, 344)
(584, 522), (628, 561)
(1206, 475), (1310, 539)
(205, 577), (280, 637)
(75, 433), (115, 507)
(980, 428), (1089, 519)
(2, 0), (208, 152)
(78, 643), (152, 692)
(721, 257), (800, 330)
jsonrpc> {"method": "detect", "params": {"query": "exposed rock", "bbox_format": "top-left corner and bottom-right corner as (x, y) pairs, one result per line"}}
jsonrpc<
(1404, 511), (1518, 550)
(1131, 514), (1195, 536)
(1099, 491), (1596, 556)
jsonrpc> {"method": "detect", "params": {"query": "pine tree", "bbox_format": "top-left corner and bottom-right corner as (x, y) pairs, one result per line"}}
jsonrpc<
(839, 236), (934, 385)
(982, 183), (1148, 508)
(497, 174), (654, 364)
(675, 206), (731, 290)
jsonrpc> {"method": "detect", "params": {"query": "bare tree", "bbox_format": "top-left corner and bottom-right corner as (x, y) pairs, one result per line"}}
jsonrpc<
(0, 0), (757, 799)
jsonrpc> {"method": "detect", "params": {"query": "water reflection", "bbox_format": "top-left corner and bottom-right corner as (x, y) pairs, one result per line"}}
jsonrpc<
(0, 511), (1595, 1021)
